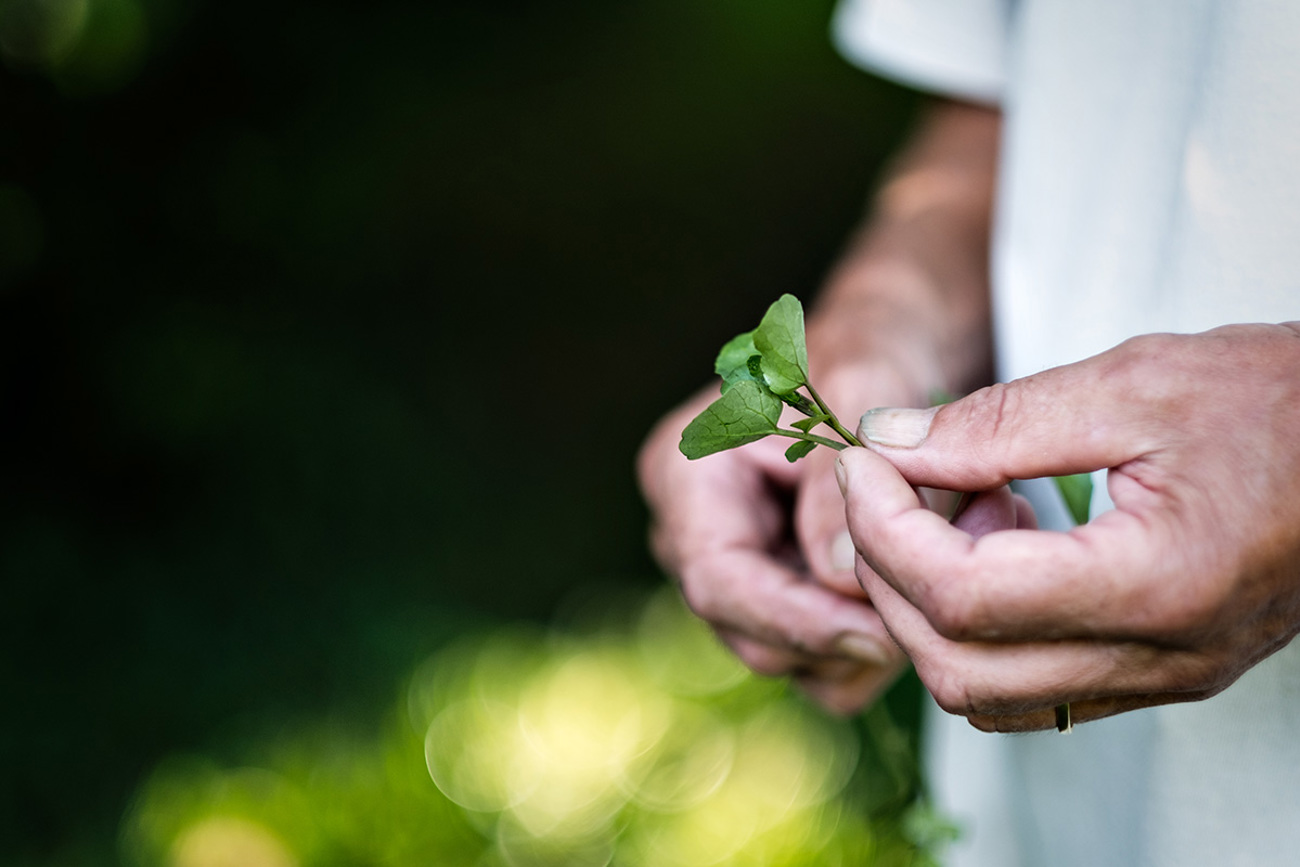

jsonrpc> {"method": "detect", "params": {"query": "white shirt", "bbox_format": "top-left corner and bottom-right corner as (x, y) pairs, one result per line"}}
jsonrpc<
(834, 2), (1300, 865)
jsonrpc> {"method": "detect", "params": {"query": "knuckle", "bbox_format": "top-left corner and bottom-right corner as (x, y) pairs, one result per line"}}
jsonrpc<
(1166, 651), (1239, 695)
(943, 383), (1020, 485)
(648, 526), (681, 577)
(1112, 332), (1182, 373)
(966, 713), (1002, 733)
(928, 600), (972, 642)
(980, 381), (1017, 443)
(961, 382), (1017, 441)
(918, 663), (975, 717)
(1159, 599), (1218, 640)
(924, 579), (982, 642)
(1107, 333), (1190, 413)
(676, 567), (722, 624)
(736, 647), (791, 678)
(797, 678), (873, 718)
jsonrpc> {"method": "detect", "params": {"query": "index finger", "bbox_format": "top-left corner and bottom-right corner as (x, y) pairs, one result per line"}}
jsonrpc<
(836, 447), (1176, 643)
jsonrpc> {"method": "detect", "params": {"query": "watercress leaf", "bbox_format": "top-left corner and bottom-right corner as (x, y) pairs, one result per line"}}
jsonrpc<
(715, 331), (762, 393)
(1053, 473), (1094, 526)
(752, 294), (809, 394)
(784, 440), (817, 463)
(679, 380), (784, 459)
(791, 414), (830, 433)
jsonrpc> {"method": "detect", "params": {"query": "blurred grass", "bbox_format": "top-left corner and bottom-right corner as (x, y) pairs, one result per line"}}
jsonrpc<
(0, 0), (919, 863)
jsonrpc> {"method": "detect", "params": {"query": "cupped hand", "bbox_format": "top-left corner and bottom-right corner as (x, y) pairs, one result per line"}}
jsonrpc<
(637, 370), (914, 715)
(836, 323), (1300, 731)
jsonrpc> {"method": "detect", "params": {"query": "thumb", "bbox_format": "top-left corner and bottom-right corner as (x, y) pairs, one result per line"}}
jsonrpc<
(794, 449), (866, 598)
(856, 357), (1143, 490)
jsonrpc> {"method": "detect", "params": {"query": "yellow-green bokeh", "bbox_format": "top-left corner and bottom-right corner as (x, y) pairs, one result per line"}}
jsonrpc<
(121, 590), (935, 867)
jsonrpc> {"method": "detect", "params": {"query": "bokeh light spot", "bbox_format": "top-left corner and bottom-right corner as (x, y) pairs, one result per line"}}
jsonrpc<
(168, 816), (298, 867)
(0, 0), (90, 68)
(622, 702), (735, 813)
(51, 0), (148, 94)
(126, 591), (920, 866)
(424, 698), (532, 813)
(637, 588), (748, 696)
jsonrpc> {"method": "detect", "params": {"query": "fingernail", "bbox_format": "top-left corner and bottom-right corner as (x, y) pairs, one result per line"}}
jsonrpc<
(835, 632), (893, 667)
(830, 530), (855, 572)
(833, 455), (849, 495)
(858, 406), (937, 448)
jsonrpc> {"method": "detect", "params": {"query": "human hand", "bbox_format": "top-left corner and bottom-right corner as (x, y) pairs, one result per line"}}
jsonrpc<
(836, 323), (1300, 731)
(637, 365), (918, 715)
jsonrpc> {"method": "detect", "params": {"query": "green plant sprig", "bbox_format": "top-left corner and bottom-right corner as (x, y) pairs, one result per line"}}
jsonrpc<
(679, 294), (863, 463)
(681, 294), (1094, 735)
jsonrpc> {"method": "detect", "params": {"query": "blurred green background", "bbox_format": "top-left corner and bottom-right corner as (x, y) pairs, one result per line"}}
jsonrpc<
(1, 0), (922, 863)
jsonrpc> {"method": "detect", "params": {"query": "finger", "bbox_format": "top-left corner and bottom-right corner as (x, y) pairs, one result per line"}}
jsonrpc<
(681, 546), (897, 664)
(864, 325), (1300, 496)
(838, 447), (1173, 642)
(794, 659), (909, 717)
(857, 562), (1235, 718)
(720, 625), (907, 718)
(795, 448), (866, 597)
(949, 485), (1018, 539)
(720, 626), (907, 711)
(966, 688), (1218, 733)
(854, 345), (1159, 491)
(645, 438), (795, 575)
(716, 629), (813, 678)
(1012, 492), (1039, 530)
(646, 417), (900, 665)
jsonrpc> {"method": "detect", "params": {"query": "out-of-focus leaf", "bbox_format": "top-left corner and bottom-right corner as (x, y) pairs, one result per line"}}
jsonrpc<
(784, 440), (816, 462)
(1053, 473), (1093, 526)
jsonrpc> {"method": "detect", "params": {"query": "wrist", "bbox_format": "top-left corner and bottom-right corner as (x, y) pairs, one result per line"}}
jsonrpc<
(805, 286), (962, 412)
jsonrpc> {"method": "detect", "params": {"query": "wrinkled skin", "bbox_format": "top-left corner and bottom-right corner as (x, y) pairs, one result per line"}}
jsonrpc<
(839, 323), (1300, 731)
(638, 376), (912, 715)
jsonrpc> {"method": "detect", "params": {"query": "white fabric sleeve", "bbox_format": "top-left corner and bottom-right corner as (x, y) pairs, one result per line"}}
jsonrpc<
(831, 0), (1011, 104)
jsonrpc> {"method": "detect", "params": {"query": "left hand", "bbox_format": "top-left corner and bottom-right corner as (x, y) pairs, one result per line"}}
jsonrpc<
(835, 323), (1300, 732)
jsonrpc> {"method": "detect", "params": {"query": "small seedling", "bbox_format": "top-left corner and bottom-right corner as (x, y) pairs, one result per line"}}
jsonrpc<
(680, 293), (1091, 733)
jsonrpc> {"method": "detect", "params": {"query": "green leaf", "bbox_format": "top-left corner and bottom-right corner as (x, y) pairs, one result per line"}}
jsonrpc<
(752, 294), (809, 394)
(714, 331), (762, 394)
(784, 440), (817, 462)
(791, 413), (830, 433)
(679, 380), (784, 459)
(1053, 473), (1094, 526)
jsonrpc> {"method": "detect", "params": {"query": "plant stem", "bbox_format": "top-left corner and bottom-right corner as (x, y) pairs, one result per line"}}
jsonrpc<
(773, 429), (847, 451)
(777, 390), (821, 418)
(804, 382), (864, 447)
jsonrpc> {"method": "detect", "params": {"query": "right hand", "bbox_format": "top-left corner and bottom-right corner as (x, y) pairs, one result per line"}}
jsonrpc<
(637, 371), (913, 715)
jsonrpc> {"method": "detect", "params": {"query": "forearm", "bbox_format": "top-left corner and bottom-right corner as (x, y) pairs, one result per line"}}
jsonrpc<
(807, 99), (1000, 404)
